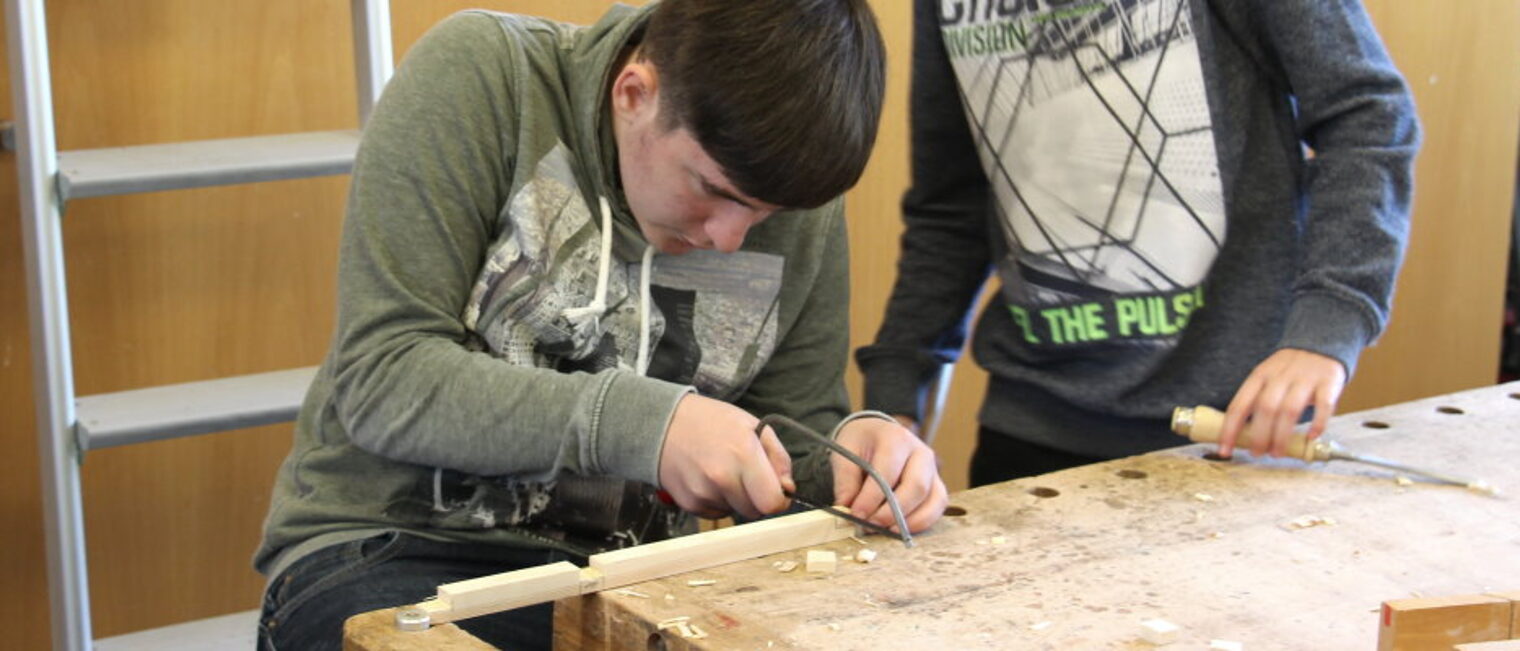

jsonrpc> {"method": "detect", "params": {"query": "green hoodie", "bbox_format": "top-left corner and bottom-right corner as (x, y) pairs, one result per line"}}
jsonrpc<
(256, 5), (857, 578)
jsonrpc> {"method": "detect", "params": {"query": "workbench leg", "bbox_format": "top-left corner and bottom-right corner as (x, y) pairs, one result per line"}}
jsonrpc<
(554, 595), (707, 651)
(553, 596), (607, 651)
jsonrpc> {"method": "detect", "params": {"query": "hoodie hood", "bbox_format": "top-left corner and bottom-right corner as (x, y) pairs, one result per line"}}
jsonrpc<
(564, 2), (657, 250)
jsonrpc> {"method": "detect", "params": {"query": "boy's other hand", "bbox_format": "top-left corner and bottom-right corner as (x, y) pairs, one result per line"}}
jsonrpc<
(832, 417), (948, 534)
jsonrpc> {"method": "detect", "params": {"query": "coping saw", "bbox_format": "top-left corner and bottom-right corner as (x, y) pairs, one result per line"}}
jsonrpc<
(757, 413), (916, 547)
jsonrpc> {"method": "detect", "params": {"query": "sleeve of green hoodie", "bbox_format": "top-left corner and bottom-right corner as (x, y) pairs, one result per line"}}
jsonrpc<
(326, 12), (689, 487)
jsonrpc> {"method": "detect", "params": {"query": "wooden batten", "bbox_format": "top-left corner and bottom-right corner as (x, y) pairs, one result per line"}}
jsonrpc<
(588, 508), (854, 588)
(420, 561), (582, 625)
(403, 507), (855, 626)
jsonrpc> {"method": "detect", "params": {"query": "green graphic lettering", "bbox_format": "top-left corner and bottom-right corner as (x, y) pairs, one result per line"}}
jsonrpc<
(1080, 302), (1109, 340)
(1008, 305), (1041, 344)
(944, 20), (1030, 59)
(1172, 291), (1195, 330)
(1115, 298), (1140, 337)
(1157, 295), (1180, 335)
(1040, 302), (1107, 344)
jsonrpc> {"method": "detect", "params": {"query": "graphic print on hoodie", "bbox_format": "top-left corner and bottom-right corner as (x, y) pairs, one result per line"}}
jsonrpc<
(942, 0), (1225, 351)
(408, 142), (785, 546)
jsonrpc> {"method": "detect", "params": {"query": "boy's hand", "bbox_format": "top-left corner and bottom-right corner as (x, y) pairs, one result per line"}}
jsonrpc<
(1219, 348), (1347, 459)
(832, 417), (948, 533)
(658, 394), (795, 520)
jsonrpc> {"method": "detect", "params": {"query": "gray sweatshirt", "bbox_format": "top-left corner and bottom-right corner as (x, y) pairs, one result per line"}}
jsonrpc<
(257, 5), (857, 578)
(857, 0), (1419, 457)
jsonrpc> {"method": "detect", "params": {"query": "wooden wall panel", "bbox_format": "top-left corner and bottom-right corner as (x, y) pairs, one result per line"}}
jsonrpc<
(0, 1), (1514, 648)
(1344, 1), (1520, 410)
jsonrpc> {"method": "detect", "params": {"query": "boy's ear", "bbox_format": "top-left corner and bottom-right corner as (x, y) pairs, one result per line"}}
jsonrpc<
(610, 60), (661, 124)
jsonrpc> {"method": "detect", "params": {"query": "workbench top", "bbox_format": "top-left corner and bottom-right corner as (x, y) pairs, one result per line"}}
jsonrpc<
(349, 382), (1520, 650)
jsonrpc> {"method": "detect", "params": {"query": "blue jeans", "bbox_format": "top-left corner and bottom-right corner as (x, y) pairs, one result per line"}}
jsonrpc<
(258, 532), (574, 650)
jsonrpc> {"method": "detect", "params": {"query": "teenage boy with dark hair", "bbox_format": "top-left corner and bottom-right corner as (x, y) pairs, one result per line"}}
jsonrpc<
(254, 2), (947, 649)
(859, 0), (1420, 485)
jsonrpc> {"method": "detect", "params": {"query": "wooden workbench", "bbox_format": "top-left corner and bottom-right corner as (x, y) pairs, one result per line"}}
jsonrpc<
(347, 382), (1520, 650)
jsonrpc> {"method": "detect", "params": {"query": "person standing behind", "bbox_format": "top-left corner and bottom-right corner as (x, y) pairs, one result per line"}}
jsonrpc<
(257, 2), (946, 649)
(858, 0), (1420, 486)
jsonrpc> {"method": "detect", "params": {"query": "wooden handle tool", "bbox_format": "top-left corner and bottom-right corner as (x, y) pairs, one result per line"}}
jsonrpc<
(1171, 405), (1497, 496)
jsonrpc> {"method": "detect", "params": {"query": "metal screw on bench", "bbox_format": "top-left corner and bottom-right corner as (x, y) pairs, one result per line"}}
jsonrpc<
(395, 607), (431, 632)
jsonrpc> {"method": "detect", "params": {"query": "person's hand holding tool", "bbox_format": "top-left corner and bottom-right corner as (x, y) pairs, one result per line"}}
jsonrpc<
(832, 417), (948, 534)
(658, 394), (794, 520)
(1219, 349), (1346, 459)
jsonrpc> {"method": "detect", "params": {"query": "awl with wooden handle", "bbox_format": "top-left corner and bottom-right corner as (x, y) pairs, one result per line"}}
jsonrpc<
(1171, 405), (1497, 496)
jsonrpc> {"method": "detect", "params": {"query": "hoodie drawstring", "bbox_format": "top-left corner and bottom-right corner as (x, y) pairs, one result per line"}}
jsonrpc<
(560, 196), (655, 376)
(637, 244), (654, 375)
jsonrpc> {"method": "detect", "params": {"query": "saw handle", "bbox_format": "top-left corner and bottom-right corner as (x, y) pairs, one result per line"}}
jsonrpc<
(1170, 405), (1335, 462)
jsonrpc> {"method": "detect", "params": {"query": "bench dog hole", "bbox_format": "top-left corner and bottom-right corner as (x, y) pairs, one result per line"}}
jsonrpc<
(1027, 487), (1060, 498)
(1116, 469), (1147, 479)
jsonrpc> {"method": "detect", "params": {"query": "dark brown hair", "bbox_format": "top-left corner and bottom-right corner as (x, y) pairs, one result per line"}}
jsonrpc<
(641, 0), (886, 209)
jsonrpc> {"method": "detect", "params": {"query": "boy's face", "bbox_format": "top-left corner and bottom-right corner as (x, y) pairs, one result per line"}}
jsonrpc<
(611, 60), (779, 255)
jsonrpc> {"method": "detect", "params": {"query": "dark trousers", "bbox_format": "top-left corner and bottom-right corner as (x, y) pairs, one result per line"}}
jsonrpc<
(969, 426), (1107, 487)
(259, 532), (574, 651)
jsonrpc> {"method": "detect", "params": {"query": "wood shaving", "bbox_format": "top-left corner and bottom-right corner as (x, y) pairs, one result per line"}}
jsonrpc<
(1140, 618), (1180, 645)
(773, 560), (799, 573)
(1281, 514), (1337, 530)
(656, 616), (691, 629)
(1029, 621), (1052, 631)
(686, 579), (716, 587)
(1193, 492), (1215, 502)
(856, 548), (878, 563)
(610, 588), (649, 598)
